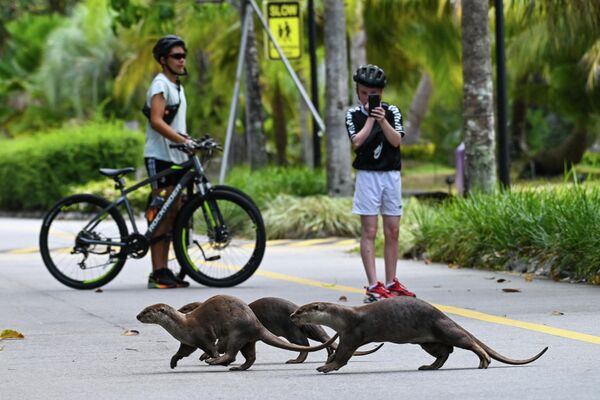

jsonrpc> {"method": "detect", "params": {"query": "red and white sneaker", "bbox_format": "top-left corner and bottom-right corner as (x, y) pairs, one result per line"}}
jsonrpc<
(386, 278), (416, 297)
(364, 282), (394, 303)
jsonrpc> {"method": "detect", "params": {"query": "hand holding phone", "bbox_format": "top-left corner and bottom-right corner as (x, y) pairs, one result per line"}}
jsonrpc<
(368, 94), (381, 116)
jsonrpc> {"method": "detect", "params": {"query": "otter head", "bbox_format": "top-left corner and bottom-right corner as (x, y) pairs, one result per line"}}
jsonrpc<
(291, 302), (331, 325)
(136, 303), (173, 324)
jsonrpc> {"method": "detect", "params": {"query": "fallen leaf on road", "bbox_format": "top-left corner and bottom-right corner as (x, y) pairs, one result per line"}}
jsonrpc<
(338, 296), (348, 302)
(496, 278), (507, 283)
(424, 259), (432, 265)
(95, 288), (103, 293)
(122, 330), (139, 336)
(551, 311), (564, 316)
(0, 329), (24, 340)
(502, 288), (521, 293)
(448, 263), (460, 269)
(524, 274), (534, 282)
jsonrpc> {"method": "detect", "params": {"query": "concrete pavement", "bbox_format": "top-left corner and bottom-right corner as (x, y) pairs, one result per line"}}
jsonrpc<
(1, 217), (599, 399)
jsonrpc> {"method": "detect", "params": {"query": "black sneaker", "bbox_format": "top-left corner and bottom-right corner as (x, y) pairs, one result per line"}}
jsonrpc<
(148, 268), (190, 289)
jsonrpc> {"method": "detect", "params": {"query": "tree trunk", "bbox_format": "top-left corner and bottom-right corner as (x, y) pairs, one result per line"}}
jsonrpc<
(272, 78), (288, 166)
(403, 72), (433, 144)
(244, 12), (268, 169)
(324, 0), (353, 196)
(350, 0), (367, 74)
(461, 0), (497, 194)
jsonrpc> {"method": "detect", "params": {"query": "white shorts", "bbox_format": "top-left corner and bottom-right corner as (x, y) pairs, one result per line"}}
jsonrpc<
(352, 170), (403, 216)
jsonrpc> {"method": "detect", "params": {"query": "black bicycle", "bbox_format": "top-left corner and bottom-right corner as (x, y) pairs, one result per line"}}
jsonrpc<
(39, 136), (266, 290)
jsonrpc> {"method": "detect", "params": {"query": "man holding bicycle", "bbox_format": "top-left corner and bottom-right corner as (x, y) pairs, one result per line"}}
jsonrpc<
(144, 34), (194, 289)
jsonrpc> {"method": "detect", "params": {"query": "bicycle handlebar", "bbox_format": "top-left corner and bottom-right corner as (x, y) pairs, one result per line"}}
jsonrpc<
(169, 136), (222, 153)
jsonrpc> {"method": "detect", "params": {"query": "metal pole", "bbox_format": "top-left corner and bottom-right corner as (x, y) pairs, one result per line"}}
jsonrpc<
(247, 0), (326, 133)
(495, 0), (510, 188)
(219, 1), (251, 184)
(307, 0), (321, 168)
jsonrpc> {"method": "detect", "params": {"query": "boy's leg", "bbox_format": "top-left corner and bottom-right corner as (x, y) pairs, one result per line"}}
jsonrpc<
(360, 215), (379, 286)
(382, 215), (400, 283)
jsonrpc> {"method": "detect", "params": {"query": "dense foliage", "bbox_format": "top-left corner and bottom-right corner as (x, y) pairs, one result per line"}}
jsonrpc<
(0, 121), (143, 210)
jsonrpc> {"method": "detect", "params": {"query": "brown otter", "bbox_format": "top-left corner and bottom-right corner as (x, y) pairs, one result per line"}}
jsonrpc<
(179, 297), (383, 364)
(290, 297), (548, 373)
(136, 295), (338, 371)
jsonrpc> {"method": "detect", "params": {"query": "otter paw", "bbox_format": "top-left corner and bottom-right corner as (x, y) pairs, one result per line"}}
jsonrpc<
(199, 352), (211, 361)
(316, 364), (337, 373)
(170, 356), (180, 369)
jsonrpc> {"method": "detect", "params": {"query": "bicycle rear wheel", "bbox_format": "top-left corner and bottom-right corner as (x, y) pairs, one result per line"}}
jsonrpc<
(39, 194), (129, 289)
(173, 188), (266, 287)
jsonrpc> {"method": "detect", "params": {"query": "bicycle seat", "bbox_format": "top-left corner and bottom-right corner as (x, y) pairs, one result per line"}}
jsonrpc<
(99, 167), (135, 178)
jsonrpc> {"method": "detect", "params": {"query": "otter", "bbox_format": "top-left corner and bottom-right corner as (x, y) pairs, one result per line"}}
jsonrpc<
(136, 295), (338, 371)
(291, 297), (548, 373)
(179, 297), (383, 364)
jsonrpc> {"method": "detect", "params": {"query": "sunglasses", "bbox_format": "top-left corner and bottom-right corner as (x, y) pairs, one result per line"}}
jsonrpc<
(169, 53), (187, 60)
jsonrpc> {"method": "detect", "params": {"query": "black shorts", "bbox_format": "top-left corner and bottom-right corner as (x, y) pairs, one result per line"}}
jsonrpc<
(144, 158), (186, 189)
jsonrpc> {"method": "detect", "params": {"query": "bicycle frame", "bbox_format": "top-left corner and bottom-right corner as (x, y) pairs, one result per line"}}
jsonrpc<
(77, 153), (211, 250)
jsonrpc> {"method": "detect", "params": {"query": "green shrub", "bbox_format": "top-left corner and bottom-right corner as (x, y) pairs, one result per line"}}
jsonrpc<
(402, 141), (436, 160)
(0, 121), (143, 210)
(412, 185), (600, 283)
(225, 166), (326, 209)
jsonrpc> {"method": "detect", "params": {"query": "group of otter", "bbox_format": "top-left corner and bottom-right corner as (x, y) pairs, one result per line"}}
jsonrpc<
(136, 295), (548, 373)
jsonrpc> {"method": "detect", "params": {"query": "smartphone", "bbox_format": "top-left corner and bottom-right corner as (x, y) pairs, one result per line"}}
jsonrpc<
(368, 94), (381, 115)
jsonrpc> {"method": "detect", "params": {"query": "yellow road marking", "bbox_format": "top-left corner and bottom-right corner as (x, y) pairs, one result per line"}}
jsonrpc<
(6, 246), (39, 254)
(256, 268), (600, 346)
(288, 238), (338, 247)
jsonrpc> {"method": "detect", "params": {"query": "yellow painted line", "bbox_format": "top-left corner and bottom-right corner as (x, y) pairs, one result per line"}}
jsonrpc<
(288, 238), (338, 247)
(433, 304), (600, 345)
(6, 246), (39, 254)
(334, 239), (359, 247)
(256, 268), (600, 346)
(266, 239), (294, 246)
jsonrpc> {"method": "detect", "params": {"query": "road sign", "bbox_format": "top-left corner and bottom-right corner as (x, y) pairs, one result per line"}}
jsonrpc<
(265, 0), (302, 60)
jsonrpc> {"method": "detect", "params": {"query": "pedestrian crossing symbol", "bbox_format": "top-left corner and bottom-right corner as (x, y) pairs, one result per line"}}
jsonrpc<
(265, 0), (302, 60)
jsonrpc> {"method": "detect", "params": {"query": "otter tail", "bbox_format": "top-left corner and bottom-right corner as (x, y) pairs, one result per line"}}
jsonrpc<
(260, 328), (339, 352)
(475, 337), (548, 365)
(301, 324), (383, 356)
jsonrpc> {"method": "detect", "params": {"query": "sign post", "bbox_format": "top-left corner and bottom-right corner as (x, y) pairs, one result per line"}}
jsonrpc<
(265, 1), (302, 60)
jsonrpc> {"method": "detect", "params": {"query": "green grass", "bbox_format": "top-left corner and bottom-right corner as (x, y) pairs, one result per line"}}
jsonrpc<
(413, 183), (600, 283)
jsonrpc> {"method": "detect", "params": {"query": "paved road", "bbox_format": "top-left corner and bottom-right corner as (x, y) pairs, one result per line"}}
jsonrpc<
(1, 217), (599, 399)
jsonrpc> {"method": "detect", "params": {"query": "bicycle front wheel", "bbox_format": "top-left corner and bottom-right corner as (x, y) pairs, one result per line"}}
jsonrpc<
(173, 188), (266, 287)
(39, 194), (129, 289)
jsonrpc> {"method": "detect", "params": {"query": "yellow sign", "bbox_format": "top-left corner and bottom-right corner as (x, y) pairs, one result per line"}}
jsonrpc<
(265, 1), (302, 60)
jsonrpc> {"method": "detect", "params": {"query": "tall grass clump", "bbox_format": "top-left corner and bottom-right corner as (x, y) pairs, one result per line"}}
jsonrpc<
(413, 185), (600, 282)
(225, 166), (326, 209)
(0, 121), (143, 210)
(262, 195), (360, 239)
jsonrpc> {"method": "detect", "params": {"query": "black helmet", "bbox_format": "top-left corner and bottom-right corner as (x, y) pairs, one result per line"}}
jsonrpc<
(152, 35), (187, 63)
(353, 64), (387, 88)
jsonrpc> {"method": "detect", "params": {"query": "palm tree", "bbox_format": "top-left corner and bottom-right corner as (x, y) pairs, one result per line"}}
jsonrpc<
(505, 0), (600, 175)
(461, 0), (497, 193)
(323, 0), (353, 196)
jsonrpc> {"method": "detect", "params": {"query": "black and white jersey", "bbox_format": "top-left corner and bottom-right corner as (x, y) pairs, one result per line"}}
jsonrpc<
(345, 102), (405, 171)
